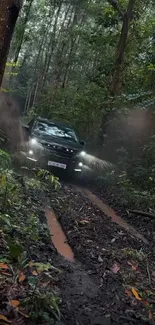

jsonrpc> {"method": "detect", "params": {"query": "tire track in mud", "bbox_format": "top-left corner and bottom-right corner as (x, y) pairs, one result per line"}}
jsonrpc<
(46, 208), (75, 262)
(46, 185), (148, 260)
(76, 186), (148, 245)
(45, 206), (103, 325)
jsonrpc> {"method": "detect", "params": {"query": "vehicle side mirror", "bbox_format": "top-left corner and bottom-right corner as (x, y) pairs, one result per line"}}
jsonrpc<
(79, 140), (85, 146)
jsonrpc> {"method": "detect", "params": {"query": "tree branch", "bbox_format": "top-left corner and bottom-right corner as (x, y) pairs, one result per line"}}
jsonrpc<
(127, 209), (155, 219)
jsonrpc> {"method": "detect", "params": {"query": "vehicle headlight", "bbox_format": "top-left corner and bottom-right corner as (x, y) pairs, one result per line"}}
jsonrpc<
(30, 138), (37, 145)
(29, 150), (33, 155)
(79, 162), (83, 167)
(80, 151), (86, 157)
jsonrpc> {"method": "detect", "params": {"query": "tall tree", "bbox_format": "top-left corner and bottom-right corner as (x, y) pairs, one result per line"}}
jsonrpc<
(110, 0), (135, 94)
(13, 0), (34, 65)
(0, 0), (22, 87)
(8, 0), (155, 142)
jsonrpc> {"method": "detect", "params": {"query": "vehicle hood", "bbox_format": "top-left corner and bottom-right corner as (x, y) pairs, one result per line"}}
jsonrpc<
(31, 132), (83, 151)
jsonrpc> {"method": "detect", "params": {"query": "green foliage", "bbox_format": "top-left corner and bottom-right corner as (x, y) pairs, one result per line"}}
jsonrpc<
(27, 291), (61, 323)
(8, 241), (24, 260)
(35, 83), (105, 141)
(6, 0), (155, 210)
(0, 149), (11, 169)
(24, 261), (61, 323)
(0, 148), (61, 323)
(0, 213), (11, 227)
(37, 169), (60, 189)
(32, 262), (59, 273)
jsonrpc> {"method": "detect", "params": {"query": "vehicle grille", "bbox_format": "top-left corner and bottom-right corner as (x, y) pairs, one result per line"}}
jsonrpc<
(43, 143), (77, 161)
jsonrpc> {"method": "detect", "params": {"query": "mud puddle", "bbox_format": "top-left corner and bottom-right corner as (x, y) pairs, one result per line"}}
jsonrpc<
(46, 208), (74, 262)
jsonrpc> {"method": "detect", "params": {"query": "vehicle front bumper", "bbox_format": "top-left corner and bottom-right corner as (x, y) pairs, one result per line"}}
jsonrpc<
(19, 149), (84, 174)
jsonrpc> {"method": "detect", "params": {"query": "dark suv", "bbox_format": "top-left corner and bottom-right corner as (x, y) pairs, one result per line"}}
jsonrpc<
(21, 117), (86, 175)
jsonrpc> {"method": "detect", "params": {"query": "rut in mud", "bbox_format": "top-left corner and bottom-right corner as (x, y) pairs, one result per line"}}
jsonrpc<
(45, 208), (74, 262)
(46, 185), (148, 259)
(76, 186), (148, 244)
(45, 183), (155, 325)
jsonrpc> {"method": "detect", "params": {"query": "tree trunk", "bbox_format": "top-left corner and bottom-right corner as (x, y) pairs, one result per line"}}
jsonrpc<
(0, 0), (22, 87)
(13, 0), (34, 64)
(41, 0), (63, 90)
(110, 0), (135, 95)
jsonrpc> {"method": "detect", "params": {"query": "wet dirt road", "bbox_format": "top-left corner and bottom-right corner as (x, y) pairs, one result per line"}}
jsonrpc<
(45, 184), (153, 325)
(46, 185), (148, 260)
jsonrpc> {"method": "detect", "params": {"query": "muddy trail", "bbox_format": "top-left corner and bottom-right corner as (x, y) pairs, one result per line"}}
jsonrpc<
(3, 173), (154, 325)
(44, 183), (155, 325)
(88, 181), (155, 248)
(1, 170), (155, 324)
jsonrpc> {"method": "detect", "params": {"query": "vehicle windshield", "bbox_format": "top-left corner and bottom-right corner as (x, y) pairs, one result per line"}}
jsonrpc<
(34, 121), (78, 142)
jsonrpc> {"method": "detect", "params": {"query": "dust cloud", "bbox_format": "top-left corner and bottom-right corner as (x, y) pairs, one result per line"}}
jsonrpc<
(83, 108), (154, 177)
(95, 108), (153, 165)
(0, 92), (24, 151)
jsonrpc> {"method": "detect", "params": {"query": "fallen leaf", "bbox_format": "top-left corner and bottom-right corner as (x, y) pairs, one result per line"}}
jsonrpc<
(79, 220), (89, 225)
(127, 261), (137, 271)
(132, 288), (142, 301)
(0, 263), (9, 270)
(42, 281), (50, 288)
(148, 311), (153, 320)
(28, 261), (33, 268)
(143, 301), (150, 307)
(0, 314), (12, 323)
(145, 289), (155, 296)
(112, 263), (120, 274)
(18, 272), (25, 283)
(1, 272), (11, 276)
(18, 310), (29, 318)
(32, 270), (38, 276)
(9, 300), (20, 308)
(125, 290), (132, 297)
(98, 256), (103, 263)
(111, 238), (116, 244)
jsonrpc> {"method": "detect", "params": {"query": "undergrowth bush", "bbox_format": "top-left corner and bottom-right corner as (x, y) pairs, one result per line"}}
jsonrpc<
(0, 149), (61, 324)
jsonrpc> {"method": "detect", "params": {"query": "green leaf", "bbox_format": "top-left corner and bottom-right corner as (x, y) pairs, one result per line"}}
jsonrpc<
(8, 242), (23, 259)
(28, 276), (38, 288)
(0, 214), (11, 226)
(32, 262), (59, 273)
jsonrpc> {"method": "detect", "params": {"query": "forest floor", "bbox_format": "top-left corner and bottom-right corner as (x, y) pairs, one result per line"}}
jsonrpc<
(0, 177), (155, 325)
(50, 183), (155, 325)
